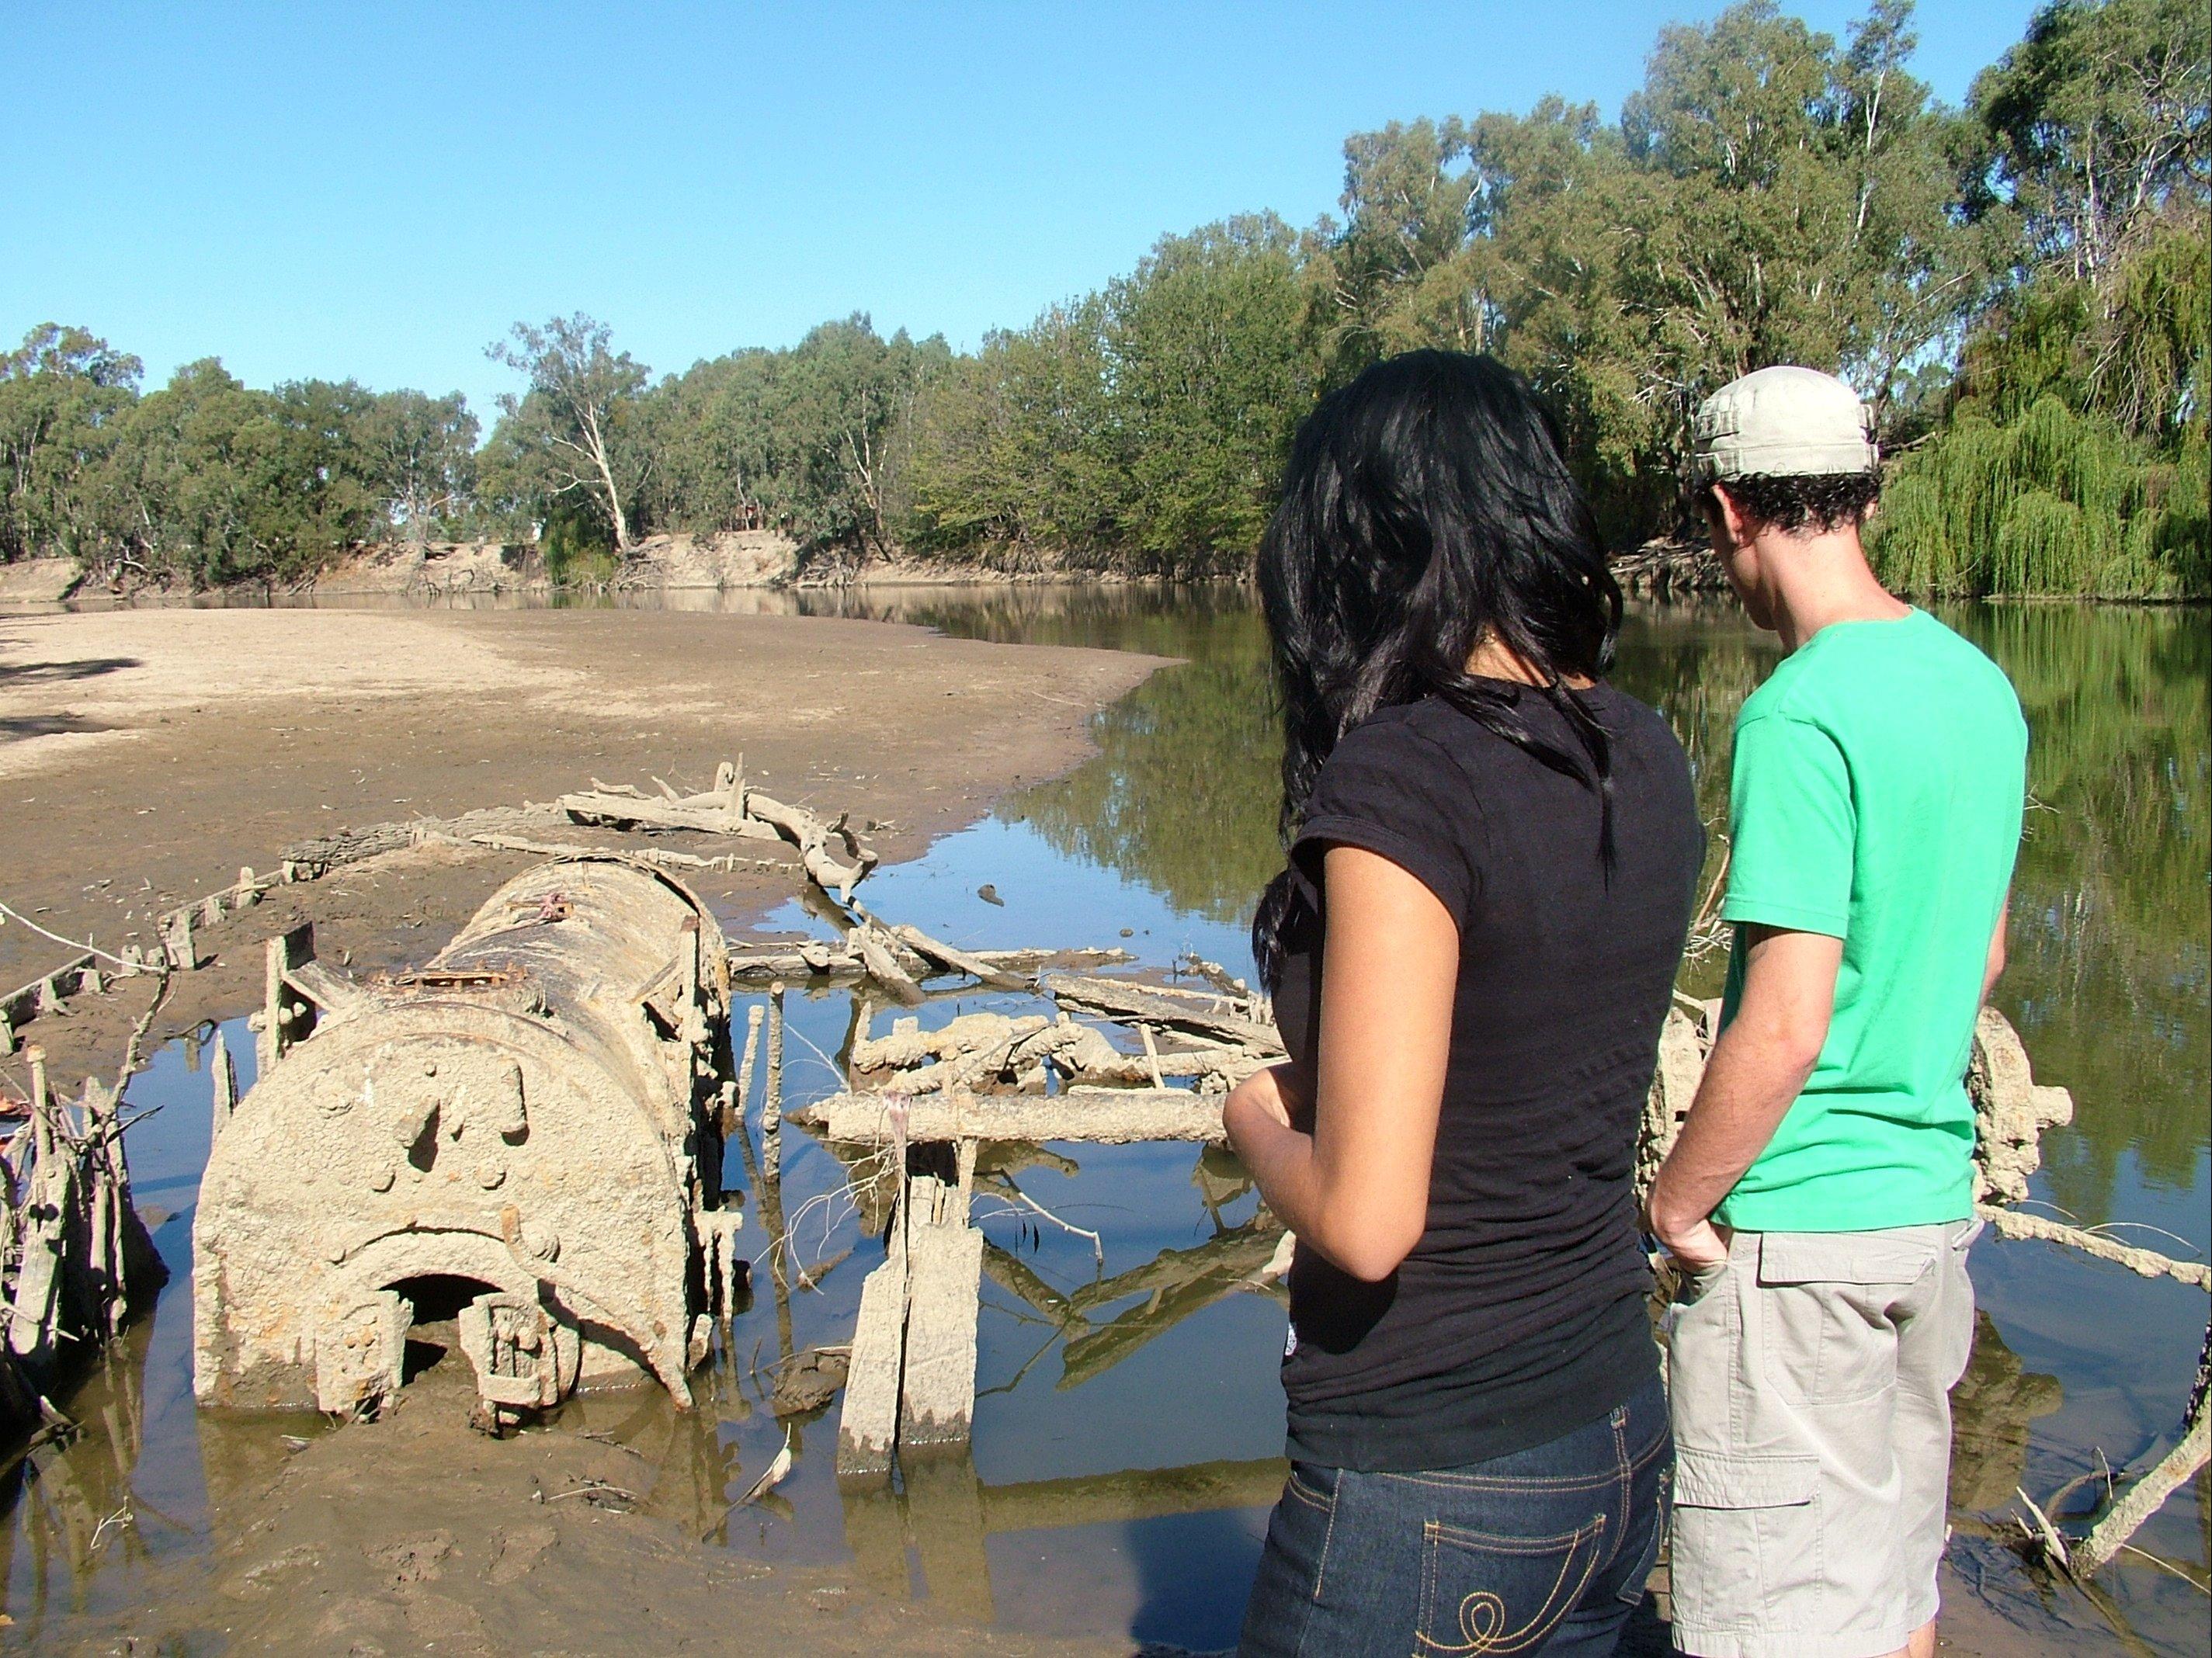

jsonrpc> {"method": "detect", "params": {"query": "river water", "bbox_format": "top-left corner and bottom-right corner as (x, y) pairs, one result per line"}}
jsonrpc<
(6, 587), (2206, 1653)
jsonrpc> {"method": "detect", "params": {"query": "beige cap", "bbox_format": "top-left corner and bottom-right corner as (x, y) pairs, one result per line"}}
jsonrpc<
(1694, 366), (1877, 480)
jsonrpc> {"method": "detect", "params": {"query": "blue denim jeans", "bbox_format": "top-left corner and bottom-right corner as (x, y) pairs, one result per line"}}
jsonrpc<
(1238, 1375), (1672, 1657)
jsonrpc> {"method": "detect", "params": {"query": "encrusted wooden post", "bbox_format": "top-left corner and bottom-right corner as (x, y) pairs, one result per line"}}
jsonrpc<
(258, 924), (316, 1074)
(762, 982), (786, 1182)
(210, 1028), (238, 1145)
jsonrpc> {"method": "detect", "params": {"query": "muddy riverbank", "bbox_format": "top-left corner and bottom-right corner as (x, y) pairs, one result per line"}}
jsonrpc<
(0, 604), (1167, 1075)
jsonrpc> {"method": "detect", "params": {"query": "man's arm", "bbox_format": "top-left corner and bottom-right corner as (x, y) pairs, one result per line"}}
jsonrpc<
(1646, 925), (1842, 1268)
(1224, 845), (1457, 1283)
(1983, 893), (2008, 1001)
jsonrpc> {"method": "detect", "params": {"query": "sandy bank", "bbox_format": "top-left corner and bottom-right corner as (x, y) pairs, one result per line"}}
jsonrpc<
(0, 603), (1166, 1063)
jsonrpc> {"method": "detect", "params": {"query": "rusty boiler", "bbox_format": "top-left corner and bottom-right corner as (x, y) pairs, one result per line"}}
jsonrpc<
(192, 857), (743, 1420)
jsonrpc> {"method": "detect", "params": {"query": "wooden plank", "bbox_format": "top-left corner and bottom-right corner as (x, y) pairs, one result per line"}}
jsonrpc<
(285, 961), (375, 1021)
(1042, 973), (1282, 1052)
(899, 1177), (982, 1451)
(887, 923), (1026, 991)
(2, 955), (92, 1029)
(836, 1224), (908, 1477)
(790, 1087), (1227, 1147)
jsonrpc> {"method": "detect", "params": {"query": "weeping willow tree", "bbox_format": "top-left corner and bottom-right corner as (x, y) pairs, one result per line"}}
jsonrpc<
(1872, 395), (2208, 597)
(1873, 0), (2210, 600)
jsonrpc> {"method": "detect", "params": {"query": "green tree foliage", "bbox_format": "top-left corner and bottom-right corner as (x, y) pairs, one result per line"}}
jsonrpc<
(1873, 394), (2207, 595)
(487, 314), (651, 553)
(625, 315), (950, 573)
(0, 323), (484, 584)
(898, 301), (1123, 568)
(0, 325), (143, 565)
(1873, 0), (2208, 595)
(98, 364), (398, 586)
(360, 390), (478, 543)
(1965, 0), (2210, 283)
(1310, 3), (1988, 539)
(898, 215), (1314, 576)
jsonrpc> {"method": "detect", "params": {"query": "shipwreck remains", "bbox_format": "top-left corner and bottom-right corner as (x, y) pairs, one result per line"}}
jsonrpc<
(193, 856), (742, 1424)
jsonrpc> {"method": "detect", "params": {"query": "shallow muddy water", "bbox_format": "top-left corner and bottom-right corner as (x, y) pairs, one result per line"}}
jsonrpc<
(9, 588), (2207, 1653)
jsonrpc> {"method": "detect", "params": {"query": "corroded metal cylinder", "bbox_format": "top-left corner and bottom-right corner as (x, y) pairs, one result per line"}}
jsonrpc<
(193, 857), (735, 1417)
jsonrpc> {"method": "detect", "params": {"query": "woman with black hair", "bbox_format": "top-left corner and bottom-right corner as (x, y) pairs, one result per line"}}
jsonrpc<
(1228, 352), (1702, 1656)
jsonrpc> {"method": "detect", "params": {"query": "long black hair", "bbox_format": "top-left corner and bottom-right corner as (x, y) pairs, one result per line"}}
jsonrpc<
(1251, 350), (1623, 991)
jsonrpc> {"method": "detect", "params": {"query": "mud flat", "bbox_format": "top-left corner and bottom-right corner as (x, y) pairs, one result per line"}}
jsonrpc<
(0, 605), (1165, 1070)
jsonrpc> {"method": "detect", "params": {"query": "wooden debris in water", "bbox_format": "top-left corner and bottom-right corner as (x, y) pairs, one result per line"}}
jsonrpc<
(561, 759), (878, 903)
(0, 1032), (168, 1421)
(2071, 1320), (2211, 1577)
(794, 1086), (1228, 1147)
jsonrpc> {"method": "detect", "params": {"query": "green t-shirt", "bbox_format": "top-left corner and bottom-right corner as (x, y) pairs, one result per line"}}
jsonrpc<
(1716, 609), (2026, 1233)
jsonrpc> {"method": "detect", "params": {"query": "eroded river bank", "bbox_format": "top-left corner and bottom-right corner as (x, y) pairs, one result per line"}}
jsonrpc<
(0, 586), (2203, 1655)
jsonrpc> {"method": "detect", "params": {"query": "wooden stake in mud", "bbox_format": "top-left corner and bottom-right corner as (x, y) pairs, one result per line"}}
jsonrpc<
(762, 982), (787, 1184)
(161, 907), (200, 972)
(730, 1004), (765, 1140)
(259, 935), (284, 1074)
(209, 1028), (238, 1146)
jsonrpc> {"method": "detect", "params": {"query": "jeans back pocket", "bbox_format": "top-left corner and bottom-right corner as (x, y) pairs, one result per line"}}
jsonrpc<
(1415, 1513), (1607, 1655)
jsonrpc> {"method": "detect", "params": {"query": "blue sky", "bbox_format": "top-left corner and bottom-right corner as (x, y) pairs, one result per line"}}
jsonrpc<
(6, 2), (2037, 420)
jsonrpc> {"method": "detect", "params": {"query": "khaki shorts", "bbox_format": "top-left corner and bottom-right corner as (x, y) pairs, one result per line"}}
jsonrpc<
(1665, 1221), (1981, 1658)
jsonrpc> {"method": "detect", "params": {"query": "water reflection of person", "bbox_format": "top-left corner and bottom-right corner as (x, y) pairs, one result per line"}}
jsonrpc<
(1224, 352), (1703, 1656)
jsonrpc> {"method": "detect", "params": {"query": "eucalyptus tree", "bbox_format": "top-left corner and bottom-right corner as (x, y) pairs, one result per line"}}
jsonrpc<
(762, 316), (950, 564)
(487, 314), (651, 553)
(1967, 0), (2210, 284)
(1873, 0), (2210, 596)
(1312, 2), (1985, 537)
(1103, 214), (1316, 571)
(360, 389), (478, 542)
(0, 324), (143, 566)
(898, 299), (1121, 565)
(633, 348), (781, 535)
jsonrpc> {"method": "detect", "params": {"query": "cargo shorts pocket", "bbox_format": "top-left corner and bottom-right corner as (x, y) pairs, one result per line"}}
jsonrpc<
(1415, 1514), (1607, 1655)
(1755, 1233), (1936, 1405)
(1669, 1450), (1820, 1636)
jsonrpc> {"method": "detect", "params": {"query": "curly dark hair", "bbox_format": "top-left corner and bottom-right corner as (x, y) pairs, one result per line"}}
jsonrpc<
(1708, 470), (1881, 536)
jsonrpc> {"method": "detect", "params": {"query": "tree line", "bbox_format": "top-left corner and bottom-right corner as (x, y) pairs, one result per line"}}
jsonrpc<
(3, 0), (2203, 595)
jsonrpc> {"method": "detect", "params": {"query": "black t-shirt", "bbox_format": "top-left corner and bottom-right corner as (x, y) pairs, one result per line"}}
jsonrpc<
(1272, 683), (1702, 1472)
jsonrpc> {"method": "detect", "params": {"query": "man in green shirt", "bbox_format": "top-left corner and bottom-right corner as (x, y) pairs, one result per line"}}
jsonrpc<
(1648, 366), (2026, 1658)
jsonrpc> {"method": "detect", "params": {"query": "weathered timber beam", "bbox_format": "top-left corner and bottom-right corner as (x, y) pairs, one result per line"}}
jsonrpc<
(470, 832), (791, 876)
(282, 803), (571, 876)
(900, 1175), (983, 1451)
(2, 955), (96, 1032)
(886, 922), (1026, 990)
(284, 961), (376, 1022)
(971, 947), (1134, 973)
(1041, 973), (1282, 1053)
(560, 789), (780, 838)
(790, 1087), (1226, 1146)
